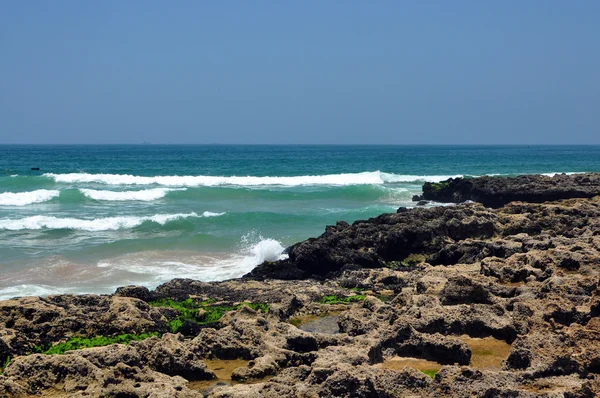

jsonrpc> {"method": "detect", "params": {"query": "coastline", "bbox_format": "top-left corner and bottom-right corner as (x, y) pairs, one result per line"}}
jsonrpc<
(1, 173), (600, 397)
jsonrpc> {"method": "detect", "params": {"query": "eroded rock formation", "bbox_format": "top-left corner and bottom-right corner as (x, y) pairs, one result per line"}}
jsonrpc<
(421, 172), (600, 208)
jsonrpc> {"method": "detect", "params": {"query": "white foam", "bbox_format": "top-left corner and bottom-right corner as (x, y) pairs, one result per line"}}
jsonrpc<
(243, 238), (288, 265)
(0, 237), (286, 298)
(0, 189), (60, 206)
(0, 284), (67, 300)
(379, 172), (463, 183)
(79, 188), (185, 201)
(96, 237), (286, 284)
(202, 211), (226, 217)
(44, 171), (462, 187)
(0, 212), (222, 231)
(540, 172), (584, 177)
(0, 284), (116, 300)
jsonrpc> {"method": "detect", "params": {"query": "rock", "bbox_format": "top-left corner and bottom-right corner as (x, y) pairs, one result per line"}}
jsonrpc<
(422, 173), (600, 208)
(114, 285), (152, 301)
(133, 333), (215, 380)
(3, 354), (102, 394)
(285, 331), (319, 353)
(231, 354), (281, 381)
(0, 375), (27, 397)
(439, 275), (494, 305)
(72, 343), (142, 368)
(299, 316), (340, 334)
(0, 294), (166, 356)
(247, 203), (498, 279)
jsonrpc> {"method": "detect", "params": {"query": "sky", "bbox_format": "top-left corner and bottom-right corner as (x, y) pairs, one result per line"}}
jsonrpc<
(0, 1), (599, 145)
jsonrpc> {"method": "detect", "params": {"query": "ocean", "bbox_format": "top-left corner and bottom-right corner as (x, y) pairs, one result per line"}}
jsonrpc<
(1, 145), (599, 299)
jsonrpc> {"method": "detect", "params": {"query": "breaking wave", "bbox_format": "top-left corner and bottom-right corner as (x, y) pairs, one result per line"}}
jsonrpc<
(0, 190), (60, 206)
(96, 237), (287, 283)
(79, 188), (186, 201)
(44, 171), (462, 187)
(0, 212), (224, 231)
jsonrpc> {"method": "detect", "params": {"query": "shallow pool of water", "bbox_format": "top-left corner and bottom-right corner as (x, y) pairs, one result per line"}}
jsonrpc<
(379, 335), (512, 375)
(459, 336), (512, 370)
(188, 359), (271, 392)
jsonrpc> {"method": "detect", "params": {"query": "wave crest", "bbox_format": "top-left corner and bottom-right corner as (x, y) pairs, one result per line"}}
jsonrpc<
(80, 188), (185, 201)
(0, 190), (60, 206)
(0, 212), (224, 231)
(44, 171), (462, 187)
(96, 236), (286, 283)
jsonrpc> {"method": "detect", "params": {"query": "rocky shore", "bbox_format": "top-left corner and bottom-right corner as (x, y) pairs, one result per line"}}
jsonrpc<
(1, 174), (600, 397)
(420, 172), (600, 208)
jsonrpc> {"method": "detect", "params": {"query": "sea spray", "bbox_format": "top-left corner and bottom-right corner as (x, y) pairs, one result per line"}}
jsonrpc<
(93, 234), (287, 288)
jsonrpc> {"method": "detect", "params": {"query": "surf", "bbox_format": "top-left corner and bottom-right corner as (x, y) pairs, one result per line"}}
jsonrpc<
(79, 188), (186, 201)
(0, 212), (224, 231)
(0, 189), (60, 206)
(43, 171), (463, 187)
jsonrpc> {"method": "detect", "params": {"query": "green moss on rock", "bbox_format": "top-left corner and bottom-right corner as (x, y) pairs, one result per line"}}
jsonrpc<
(149, 298), (270, 333)
(41, 332), (160, 355)
(320, 295), (366, 304)
(421, 369), (438, 378)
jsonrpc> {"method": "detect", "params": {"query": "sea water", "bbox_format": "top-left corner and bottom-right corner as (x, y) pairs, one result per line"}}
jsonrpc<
(1, 145), (599, 299)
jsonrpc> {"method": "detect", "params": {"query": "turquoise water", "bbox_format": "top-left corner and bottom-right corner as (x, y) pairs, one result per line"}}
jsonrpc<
(1, 145), (599, 298)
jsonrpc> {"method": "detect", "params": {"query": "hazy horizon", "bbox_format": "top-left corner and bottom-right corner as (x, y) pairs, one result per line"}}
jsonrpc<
(2, 143), (600, 147)
(1, 2), (599, 145)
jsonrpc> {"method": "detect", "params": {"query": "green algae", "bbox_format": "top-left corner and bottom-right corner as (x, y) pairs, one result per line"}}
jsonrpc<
(385, 253), (426, 269)
(24, 299), (269, 357)
(421, 369), (438, 378)
(149, 298), (269, 333)
(428, 180), (451, 192)
(320, 294), (365, 304)
(0, 356), (10, 374)
(39, 332), (160, 355)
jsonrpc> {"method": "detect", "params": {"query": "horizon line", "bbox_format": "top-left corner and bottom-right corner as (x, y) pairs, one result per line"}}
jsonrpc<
(2, 143), (600, 147)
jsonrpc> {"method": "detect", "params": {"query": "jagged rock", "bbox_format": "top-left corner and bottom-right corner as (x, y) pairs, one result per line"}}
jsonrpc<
(439, 275), (494, 305)
(298, 316), (340, 334)
(231, 354), (281, 381)
(422, 173), (600, 207)
(247, 203), (498, 279)
(72, 343), (142, 368)
(133, 333), (214, 380)
(190, 327), (257, 360)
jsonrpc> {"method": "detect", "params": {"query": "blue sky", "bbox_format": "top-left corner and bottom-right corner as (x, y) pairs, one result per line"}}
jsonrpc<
(1, 1), (599, 144)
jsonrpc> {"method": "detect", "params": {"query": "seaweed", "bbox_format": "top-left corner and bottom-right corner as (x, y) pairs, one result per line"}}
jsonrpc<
(149, 298), (270, 333)
(320, 295), (366, 304)
(42, 332), (160, 355)
(376, 294), (394, 303)
(428, 180), (451, 192)
(421, 369), (438, 378)
(0, 356), (10, 374)
(400, 253), (426, 267)
(386, 253), (426, 269)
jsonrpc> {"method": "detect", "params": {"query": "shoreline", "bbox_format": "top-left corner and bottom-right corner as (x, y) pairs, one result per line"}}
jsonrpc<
(1, 173), (600, 397)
